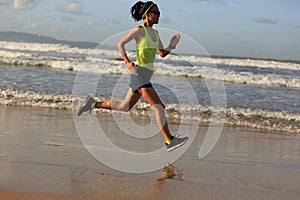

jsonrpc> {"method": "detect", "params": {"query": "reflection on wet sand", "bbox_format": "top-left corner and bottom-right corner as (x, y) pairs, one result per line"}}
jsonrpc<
(0, 106), (299, 199)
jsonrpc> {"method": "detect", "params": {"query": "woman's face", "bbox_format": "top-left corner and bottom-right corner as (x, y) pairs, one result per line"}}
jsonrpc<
(146, 5), (160, 24)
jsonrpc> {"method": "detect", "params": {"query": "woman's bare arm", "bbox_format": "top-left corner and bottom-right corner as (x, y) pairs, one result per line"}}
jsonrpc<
(157, 33), (181, 58)
(118, 26), (141, 74)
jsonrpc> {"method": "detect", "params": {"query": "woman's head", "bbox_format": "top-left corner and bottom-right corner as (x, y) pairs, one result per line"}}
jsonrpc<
(130, 1), (160, 22)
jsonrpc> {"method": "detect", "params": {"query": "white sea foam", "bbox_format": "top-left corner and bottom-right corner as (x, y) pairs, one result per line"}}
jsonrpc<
(0, 41), (299, 89)
(1, 41), (299, 70)
(0, 41), (119, 58)
(0, 88), (73, 109)
(155, 63), (300, 88)
(166, 55), (300, 71)
(1, 88), (299, 134)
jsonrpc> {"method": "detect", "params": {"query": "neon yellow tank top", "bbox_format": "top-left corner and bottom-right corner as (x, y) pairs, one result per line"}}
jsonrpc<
(135, 24), (159, 71)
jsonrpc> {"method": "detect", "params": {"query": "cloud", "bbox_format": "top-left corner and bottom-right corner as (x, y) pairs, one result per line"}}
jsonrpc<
(62, 1), (87, 15)
(12, 0), (37, 10)
(0, 0), (9, 5)
(253, 17), (277, 25)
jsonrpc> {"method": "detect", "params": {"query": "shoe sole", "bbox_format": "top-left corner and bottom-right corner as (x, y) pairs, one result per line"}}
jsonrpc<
(167, 138), (188, 152)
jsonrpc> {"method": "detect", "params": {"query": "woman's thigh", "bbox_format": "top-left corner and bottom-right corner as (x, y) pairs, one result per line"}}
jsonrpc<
(138, 87), (165, 109)
(122, 88), (142, 110)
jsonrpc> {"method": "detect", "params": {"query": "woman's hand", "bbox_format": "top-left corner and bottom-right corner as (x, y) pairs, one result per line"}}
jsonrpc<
(126, 61), (136, 74)
(169, 34), (181, 49)
(157, 33), (181, 58)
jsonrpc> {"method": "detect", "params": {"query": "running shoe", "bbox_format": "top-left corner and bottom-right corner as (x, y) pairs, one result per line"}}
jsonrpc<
(166, 136), (188, 152)
(77, 96), (96, 116)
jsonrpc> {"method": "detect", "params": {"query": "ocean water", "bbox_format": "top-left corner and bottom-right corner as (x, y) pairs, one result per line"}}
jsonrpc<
(0, 41), (299, 133)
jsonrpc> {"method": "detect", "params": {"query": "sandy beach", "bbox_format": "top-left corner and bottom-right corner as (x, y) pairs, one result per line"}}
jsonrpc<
(0, 105), (300, 199)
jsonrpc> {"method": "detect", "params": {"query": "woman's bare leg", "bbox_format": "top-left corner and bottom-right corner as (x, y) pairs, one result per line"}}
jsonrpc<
(93, 87), (172, 143)
(138, 87), (172, 143)
(95, 88), (141, 112)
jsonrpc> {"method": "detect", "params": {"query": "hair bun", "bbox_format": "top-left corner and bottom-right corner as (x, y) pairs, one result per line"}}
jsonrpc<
(130, 1), (155, 22)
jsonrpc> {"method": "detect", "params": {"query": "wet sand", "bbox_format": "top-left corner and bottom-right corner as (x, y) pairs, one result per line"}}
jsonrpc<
(0, 105), (300, 199)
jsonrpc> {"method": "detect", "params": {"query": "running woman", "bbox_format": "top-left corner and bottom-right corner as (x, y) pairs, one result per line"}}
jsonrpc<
(78, 1), (188, 152)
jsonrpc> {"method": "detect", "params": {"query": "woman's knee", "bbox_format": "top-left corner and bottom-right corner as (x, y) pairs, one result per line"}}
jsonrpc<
(118, 103), (132, 112)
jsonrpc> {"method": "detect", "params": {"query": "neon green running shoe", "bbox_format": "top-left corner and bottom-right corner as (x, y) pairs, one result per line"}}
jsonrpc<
(166, 136), (188, 152)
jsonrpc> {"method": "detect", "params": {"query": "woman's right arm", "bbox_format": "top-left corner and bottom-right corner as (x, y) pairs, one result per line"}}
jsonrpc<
(118, 26), (140, 74)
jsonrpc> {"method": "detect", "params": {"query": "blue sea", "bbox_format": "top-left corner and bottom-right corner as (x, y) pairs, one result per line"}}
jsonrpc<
(0, 41), (299, 133)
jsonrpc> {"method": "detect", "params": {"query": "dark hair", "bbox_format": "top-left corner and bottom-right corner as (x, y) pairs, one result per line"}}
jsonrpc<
(130, 1), (156, 21)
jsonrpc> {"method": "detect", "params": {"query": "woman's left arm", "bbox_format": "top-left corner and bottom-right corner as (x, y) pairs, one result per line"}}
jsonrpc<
(157, 33), (181, 58)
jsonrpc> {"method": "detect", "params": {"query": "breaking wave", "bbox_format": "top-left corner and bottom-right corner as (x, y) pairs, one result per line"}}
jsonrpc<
(0, 41), (299, 89)
(1, 88), (299, 134)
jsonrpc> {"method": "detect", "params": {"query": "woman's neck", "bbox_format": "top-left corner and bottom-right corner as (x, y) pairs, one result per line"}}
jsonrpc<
(143, 20), (153, 27)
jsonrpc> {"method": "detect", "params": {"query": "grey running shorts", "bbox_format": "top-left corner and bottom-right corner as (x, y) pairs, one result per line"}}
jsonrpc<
(130, 65), (153, 93)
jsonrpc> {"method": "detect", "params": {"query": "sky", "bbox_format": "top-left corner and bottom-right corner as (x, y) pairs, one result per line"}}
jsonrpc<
(0, 0), (299, 60)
